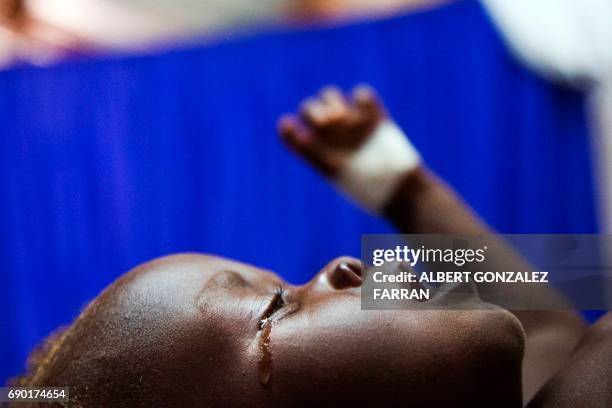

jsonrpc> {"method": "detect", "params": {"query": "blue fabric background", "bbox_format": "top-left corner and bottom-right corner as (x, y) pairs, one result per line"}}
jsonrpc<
(0, 1), (600, 383)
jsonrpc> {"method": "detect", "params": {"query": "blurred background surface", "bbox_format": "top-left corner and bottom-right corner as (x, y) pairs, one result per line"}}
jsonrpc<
(0, 0), (449, 67)
(1, 0), (611, 385)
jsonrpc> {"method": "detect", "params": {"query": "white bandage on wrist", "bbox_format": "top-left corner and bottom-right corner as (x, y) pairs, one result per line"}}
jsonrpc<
(334, 121), (421, 214)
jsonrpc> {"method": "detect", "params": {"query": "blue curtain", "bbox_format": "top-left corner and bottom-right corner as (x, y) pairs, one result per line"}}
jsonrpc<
(0, 0), (598, 383)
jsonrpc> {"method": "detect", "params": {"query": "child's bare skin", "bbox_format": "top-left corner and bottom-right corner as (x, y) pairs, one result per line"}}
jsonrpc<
(278, 85), (588, 402)
(528, 313), (612, 407)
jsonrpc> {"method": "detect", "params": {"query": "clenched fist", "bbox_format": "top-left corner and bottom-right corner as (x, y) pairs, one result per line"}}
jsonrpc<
(278, 85), (387, 177)
(278, 85), (421, 213)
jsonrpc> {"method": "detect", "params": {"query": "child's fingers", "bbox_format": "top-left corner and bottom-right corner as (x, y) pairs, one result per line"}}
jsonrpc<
(278, 114), (310, 153)
(278, 114), (334, 175)
(352, 84), (384, 121)
(320, 86), (344, 105)
(319, 86), (350, 121)
(300, 98), (328, 128)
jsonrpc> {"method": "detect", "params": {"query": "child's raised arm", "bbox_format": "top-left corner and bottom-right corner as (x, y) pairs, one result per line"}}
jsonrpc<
(278, 85), (587, 401)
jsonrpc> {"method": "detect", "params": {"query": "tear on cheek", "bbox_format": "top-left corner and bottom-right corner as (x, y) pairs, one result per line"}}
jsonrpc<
(258, 321), (273, 386)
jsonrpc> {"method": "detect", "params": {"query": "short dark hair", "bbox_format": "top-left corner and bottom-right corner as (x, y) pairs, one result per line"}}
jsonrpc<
(10, 327), (69, 388)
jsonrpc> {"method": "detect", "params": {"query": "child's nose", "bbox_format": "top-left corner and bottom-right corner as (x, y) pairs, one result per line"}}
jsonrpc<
(324, 257), (364, 290)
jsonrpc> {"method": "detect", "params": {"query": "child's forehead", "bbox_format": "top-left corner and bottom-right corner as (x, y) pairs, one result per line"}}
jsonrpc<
(118, 254), (281, 297)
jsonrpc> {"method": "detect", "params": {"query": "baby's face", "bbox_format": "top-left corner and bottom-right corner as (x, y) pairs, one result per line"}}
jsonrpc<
(47, 254), (525, 406)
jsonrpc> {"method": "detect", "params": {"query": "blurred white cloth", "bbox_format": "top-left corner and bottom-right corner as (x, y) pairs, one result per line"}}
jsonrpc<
(482, 0), (612, 306)
(482, 0), (612, 84)
(24, 0), (287, 51)
(107, 0), (285, 32)
(482, 0), (612, 235)
(26, 0), (189, 49)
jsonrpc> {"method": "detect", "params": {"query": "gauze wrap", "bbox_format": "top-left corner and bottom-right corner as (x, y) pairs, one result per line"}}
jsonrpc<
(334, 121), (421, 213)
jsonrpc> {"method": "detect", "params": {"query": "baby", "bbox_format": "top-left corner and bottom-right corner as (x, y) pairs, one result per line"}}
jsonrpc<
(12, 86), (606, 407)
